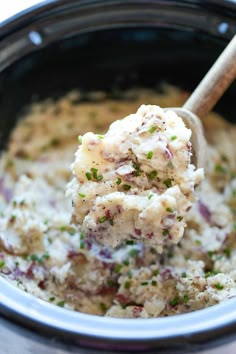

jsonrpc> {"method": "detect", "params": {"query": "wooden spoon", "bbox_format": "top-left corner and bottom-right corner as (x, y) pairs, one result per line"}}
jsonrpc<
(169, 34), (236, 168)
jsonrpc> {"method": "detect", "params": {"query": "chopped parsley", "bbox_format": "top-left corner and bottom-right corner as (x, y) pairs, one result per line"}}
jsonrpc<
(126, 240), (135, 245)
(114, 264), (122, 273)
(129, 249), (139, 257)
(169, 296), (179, 306)
(141, 281), (148, 286)
(50, 138), (60, 147)
(162, 229), (169, 236)
(123, 184), (131, 191)
(153, 269), (159, 276)
(57, 300), (65, 307)
(123, 259), (130, 266)
(147, 151), (153, 159)
(85, 172), (92, 180)
(78, 193), (86, 198)
(148, 125), (156, 133)
(166, 207), (173, 213)
(0, 260), (5, 268)
(163, 178), (172, 188)
(151, 280), (157, 286)
(181, 272), (187, 278)
(107, 280), (116, 287)
(100, 303), (107, 311)
(148, 170), (157, 180)
(223, 247), (231, 258)
(30, 253), (49, 263)
(80, 240), (85, 249)
(109, 219), (114, 226)
(97, 135), (104, 139)
(148, 193), (153, 200)
(124, 281), (131, 289)
(116, 177), (122, 185)
(177, 216), (183, 222)
(214, 283), (224, 290)
(214, 164), (227, 174)
(90, 167), (98, 179)
(49, 297), (55, 302)
(182, 294), (189, 304)
(171, 135), (177, 141)
(99, 216), (107, 223)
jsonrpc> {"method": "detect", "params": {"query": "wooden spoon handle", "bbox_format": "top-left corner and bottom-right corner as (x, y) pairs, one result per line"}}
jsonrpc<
(184, 34), (236, 118)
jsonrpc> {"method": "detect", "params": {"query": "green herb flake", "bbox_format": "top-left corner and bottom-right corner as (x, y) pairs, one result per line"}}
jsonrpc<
(162, 229), (169, 236)
(116, 177), (122, 185)
(163, 179), (172, 188)
(171, 135), (177, 141)
(177, 216), (183, 222)
(148, 170), (158, 180)
(221, 154), (228, 162)
(141, 281), (148, 286)
(205, 270), (218, 278)
(123, 184), (131, 191)
(97, 135), (104, 139)
(129, 249), (139, 257)
(109, 219), (114, 226)
(69, 229), (76, 236)
(147, 151), (153, 160)
(85, 172), (92, 180)
(214, 283), (224, 290)
(153, 269), (159, 276)
(114, 264), (122, 273)
(148, 125), (156, 133)
(126, 240), (134, 245)
(57, 300), (65, 307)
(49, 297), (55, 302)
(0, 260), (5, 268)
(99, 216), (107, 223)
(151, 280), (157, 286)
(127, 271), (132, 279)
(60, 226), (67, 232)
(90, 167), (98, 179)
(195, 239), (202, 245)
(100, 302), (107, 311)
(123, 259), (130, 266)
(9, 215), (16, 222)
(215, 164), (227, 174)
(208, 250), (215, 258)
(97, 175), (103, 181)
(182, 294), (189, 304)
(78, 135), (83, 143)
(50, 138), (60, 147)
(166, 207), (173, 213)
(124, 281), (131, 289)
(169, 296), (179, 306)
(107, 280), (116, 287)
(78, 193), (86, 198)
(181, 272), (187, 278)
(80, 241), (85, 249)
(223, 247), (231, 258)
(148, 193), (153, 200)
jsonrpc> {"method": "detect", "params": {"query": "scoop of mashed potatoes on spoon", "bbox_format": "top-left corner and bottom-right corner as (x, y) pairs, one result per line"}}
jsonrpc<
(66, 105), (204, 252)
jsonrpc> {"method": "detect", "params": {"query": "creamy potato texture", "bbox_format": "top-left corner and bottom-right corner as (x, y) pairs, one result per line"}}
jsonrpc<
(0, 85), (235, 318)
(68, 105), (203, 252)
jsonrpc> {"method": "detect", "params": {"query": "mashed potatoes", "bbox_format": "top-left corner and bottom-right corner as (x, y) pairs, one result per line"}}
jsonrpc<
(68, 105), (203, 251)
(0, 85), (235, 318)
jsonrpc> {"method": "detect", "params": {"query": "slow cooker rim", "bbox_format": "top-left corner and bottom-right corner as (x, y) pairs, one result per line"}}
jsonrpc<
(0, 276), (236, 343)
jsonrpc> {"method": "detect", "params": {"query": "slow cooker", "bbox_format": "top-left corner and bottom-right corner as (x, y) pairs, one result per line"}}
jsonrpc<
(0, 1), (236, 353)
